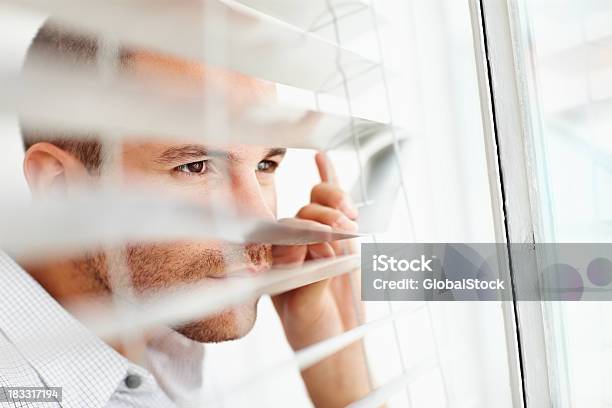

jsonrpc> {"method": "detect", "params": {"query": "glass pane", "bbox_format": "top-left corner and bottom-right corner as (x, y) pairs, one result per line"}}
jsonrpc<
(516, 0), (612, 406)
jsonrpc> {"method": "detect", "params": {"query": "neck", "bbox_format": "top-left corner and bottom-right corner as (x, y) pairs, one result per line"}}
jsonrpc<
(19, 255), (149, 362)
(22, 256), (106, 303)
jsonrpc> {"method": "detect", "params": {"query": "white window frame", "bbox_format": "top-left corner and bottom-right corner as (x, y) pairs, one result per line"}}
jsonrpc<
(468, 0), (569, 406)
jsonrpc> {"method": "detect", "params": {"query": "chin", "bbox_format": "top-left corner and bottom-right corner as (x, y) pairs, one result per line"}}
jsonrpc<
(174, 299), (259, 343)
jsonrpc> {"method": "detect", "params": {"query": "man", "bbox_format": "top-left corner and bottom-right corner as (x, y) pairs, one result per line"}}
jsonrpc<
(0, 20), (370, 407)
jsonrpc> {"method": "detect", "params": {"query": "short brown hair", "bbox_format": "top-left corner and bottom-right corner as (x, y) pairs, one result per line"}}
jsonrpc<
(21, 21), (106, 172)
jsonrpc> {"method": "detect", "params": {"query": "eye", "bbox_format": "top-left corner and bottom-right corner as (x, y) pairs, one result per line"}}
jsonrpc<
(175, 160), (207, 175)
(257, 160), (278, 173)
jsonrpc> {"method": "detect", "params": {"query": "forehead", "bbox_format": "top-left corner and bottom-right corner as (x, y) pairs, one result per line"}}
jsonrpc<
(124, 50), (276, 108)
(119, 51), (278, 160)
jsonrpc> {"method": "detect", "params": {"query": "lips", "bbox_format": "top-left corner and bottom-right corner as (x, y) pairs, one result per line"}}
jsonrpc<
(206, 244), (272, 279)
(209, 262), (270, 279)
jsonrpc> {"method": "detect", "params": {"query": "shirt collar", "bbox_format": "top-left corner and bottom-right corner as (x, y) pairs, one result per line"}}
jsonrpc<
(143, 327), (204, 401)
(0, 251), (128, 407)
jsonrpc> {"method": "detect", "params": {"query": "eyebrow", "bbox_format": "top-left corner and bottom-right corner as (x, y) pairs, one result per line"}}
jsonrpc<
(154, 144), (287, 165)
(264, 147), (287, 159)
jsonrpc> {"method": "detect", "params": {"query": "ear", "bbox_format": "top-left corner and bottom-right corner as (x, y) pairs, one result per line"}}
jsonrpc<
(23, 142), (90, 196)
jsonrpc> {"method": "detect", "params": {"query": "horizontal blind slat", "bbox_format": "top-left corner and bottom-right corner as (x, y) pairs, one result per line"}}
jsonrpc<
(235, 0), (388, 42)
(191, 304), (427, 407)
(295, 304), (426, 371)
(2, 61), (395, 150)
(347, 359), (439, 408)
(11, 254), (361, 363)
(8, 0), (382, 96)
(0, 189), (359, 257)
(79, 254), (361, 339)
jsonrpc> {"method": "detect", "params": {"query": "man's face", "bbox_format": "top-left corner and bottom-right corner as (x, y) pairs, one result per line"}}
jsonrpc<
(100, 52), (285, 342)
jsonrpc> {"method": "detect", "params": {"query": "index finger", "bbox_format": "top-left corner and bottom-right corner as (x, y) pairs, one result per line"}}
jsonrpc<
(315, 151), (339, 185)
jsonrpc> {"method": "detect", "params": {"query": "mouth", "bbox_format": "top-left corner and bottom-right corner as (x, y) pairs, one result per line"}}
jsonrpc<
(209, 262), (270, 279)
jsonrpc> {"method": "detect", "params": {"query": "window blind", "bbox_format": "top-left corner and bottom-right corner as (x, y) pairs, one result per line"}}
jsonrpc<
(0, 0), (461, 407)
(7, 0), (385, 96)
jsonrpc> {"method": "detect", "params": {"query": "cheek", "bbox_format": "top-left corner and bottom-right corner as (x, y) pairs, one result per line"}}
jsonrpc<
(262, 185), (277, 216)
(125, 241), (226, 292)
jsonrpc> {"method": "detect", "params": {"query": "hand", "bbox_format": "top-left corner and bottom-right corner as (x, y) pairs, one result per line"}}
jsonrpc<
(272, 152), (370, 407)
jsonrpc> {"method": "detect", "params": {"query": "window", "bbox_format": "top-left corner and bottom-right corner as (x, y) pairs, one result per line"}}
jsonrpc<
(6, 0), (596, 407)
(509, 0), (612, 406)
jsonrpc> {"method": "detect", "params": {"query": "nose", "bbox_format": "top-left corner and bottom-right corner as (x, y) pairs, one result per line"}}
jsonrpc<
(229, 169), (275, 221)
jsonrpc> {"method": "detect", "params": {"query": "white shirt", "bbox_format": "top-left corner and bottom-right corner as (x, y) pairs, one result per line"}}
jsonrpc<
(0, 251), (204, 407)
